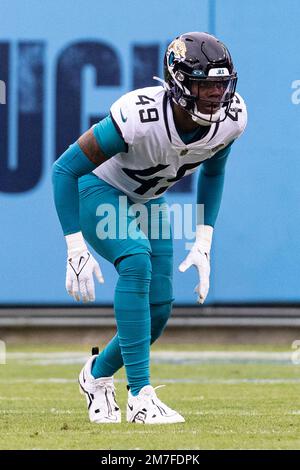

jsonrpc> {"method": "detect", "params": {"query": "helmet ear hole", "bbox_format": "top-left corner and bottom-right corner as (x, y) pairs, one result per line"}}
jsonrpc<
(175, 72), (185, 82)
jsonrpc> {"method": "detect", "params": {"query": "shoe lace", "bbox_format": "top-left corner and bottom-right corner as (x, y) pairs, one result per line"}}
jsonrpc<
(92, 380), (115, 395)
(94, 381), (119, 412)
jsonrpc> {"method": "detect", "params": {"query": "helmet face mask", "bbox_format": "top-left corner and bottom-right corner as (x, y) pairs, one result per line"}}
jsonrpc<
(164, 32), (238, 125)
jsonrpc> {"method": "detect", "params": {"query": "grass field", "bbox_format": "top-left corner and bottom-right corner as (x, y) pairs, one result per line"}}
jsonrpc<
(0, 343), (300, 450)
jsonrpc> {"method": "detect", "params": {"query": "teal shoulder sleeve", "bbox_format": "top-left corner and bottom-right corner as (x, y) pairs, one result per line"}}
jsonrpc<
(201, 142), (233, 175)
(93, 115), (127, 158)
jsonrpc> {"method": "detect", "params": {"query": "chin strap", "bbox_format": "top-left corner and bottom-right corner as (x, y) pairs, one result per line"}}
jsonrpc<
(191, 113), (213, 127)
(190, 102), (225, 125)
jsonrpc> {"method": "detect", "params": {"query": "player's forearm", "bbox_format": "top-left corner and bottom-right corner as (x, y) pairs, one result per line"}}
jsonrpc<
(197, 144), (231, 227)
(52, 142), (97, 235)
(197, 167), (225, 227)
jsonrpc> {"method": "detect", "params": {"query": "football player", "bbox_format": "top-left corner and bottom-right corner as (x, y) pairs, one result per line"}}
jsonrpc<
(52, 32), (247, 424)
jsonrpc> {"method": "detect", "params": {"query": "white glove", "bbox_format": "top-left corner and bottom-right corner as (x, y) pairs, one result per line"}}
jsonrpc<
(179, 225), (213, 304)
(65, 232), (104, 302)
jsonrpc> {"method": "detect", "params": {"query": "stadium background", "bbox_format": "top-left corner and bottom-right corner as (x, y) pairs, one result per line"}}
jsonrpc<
(1, 0), (300, 452)
(1, 0), (299, 306)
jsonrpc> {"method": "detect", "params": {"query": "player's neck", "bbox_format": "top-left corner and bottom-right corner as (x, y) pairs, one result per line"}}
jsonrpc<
(172, 102), (208, 133)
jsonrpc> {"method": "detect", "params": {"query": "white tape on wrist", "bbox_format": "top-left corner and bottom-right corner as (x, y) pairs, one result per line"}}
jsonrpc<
(195, 225), (213, 253)
(65, 231), (87, 257)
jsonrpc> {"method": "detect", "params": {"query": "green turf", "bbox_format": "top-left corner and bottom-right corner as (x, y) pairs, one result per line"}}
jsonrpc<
(0, 344), (300, 450)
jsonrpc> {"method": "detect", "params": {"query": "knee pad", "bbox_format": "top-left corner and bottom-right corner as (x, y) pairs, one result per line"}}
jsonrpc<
(150, 273), (173, 305)
(149, 255), (173, 343)
(149, 254), (173, 305)
(150, 303), (172, 344)
(116, 253), (152, 294)
(150, 272), (174, 305)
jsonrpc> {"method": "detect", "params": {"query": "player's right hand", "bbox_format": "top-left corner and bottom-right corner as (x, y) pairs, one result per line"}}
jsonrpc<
(65, 232), (104, 302)
(66, 251), (104, 302)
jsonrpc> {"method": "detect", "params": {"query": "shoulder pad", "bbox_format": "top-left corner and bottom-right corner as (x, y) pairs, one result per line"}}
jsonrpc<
(227, 92), (247, 139)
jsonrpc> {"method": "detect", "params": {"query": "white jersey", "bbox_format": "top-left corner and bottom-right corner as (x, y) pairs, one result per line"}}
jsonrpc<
(93, 86), (247, 203)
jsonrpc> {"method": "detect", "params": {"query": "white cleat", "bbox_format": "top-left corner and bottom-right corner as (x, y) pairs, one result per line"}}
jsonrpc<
(79, 354), (121, 423)
(126, 385), (185, 424)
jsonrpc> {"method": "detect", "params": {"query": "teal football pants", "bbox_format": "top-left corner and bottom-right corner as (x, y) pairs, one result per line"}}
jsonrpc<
(78, 174), (173, 396)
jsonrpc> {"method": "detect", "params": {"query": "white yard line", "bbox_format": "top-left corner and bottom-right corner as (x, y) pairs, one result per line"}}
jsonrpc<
(1, 378), (300, 385)
(5, 350), (296, 365)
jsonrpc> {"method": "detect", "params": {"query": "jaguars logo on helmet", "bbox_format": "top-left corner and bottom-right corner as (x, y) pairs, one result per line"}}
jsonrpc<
(168, 39), (187, 61)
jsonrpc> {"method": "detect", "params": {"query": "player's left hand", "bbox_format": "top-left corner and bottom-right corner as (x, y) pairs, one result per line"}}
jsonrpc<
(178, 225), (213, 304)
